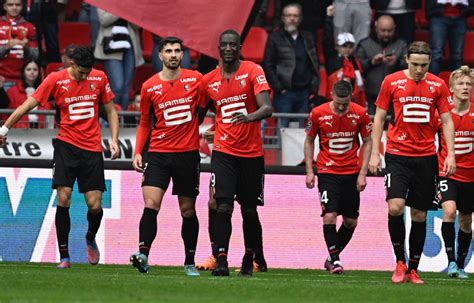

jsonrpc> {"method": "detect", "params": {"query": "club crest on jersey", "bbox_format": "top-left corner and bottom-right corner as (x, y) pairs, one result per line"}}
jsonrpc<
(428, 85), (434, 93)
(184, 84), (189, 92)
(89, 84), (95, 91)
(239, 79), (246, 87)
(351, 119), (356, 126)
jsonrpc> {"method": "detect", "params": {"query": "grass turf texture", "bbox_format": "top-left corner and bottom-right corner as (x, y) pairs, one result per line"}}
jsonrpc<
(0, 262), (473, 303)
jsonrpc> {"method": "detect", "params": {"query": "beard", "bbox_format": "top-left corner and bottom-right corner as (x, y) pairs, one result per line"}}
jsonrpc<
(164, 61), (180, 70)
(284, 24), (298, 34)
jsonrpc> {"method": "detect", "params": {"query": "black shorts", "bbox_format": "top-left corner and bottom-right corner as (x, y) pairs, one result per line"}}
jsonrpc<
(317, 173), (360, 219)
(384, 153), (438, 211)
(438, 177), (474, 214)
(142, 150), (200, 197)
(52, 139), (105, 193)
(210, 150), (264, 206)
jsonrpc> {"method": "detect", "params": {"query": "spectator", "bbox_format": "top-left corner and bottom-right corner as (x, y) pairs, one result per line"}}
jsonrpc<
(94, 9), (144, 111)
(4, 59), (52, 128)
(325, 7), (366, 108)
(332, 0), (371, 48)
(124, 93), (140, 127)
(26, 0), (63, 64)
(263, 2), (320, 128)
(0, 76), (9, 110)
(0, 0), (38, 89)
(78, 2), (99, 49)
(151, 34), (191, 72)
(356, 15), (406, 114)
(371, 0), (420, 45)
(426, 0), (474, 75)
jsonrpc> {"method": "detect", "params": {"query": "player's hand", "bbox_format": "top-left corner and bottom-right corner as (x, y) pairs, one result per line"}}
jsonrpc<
(443, 154), (456, 177)
(368, 153), (382, 175)
(203, 129), (215, 143)
(109, 141), (120, 160)
(231, 112), (250, 125)
(357, 173), (367, 192)
(305, 172), (315, 189)
(0, 135), (7, 147)
(132, 154), (144, 172)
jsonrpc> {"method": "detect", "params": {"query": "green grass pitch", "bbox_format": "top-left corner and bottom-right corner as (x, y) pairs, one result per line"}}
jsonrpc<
(0, 262), (473, 303)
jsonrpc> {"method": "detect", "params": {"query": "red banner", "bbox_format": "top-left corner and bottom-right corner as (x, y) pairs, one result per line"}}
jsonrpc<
(85, 0), (255, 59)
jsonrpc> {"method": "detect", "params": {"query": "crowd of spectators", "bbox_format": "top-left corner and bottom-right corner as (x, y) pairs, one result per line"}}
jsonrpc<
(1, 0), (474, 129)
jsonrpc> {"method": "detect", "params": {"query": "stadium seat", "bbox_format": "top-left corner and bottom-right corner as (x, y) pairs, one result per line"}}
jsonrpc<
(316, 28), (325, 65)
(414, 30), (429, 43)
(45, 62), (64, 76)
(415, 0), (428, 29)
(133, 64), (155, 93)
(438, 71), (451, 85)
(58, 22), (91, 52)
(141, 29), (154, 62)
(65, 0), (83, 20)
(463, 32), (474, 66)
(241, 27), (268, 64)
(468, 16), (474, 28)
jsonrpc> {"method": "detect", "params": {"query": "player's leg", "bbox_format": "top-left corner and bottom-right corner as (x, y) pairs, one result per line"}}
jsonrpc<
(196, 182), (218, 271)
(253, 209), (267, 272)
(211, 151), (238, 276)
(130, 152), (170, 273)
(439, 178), (458, 276)
(456, 212), (472, 279)
(405, 207), (427, 284)
(51, 140), (79, 269)
(172, 150), (201, 276)
(77, 148), (107, 266)
(337, 174), (360, 258)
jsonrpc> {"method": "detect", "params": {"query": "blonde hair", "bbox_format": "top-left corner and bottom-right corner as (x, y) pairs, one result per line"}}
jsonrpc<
(449, 65), (472, 88)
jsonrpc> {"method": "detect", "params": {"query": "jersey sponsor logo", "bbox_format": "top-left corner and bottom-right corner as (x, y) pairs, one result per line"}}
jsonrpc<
(397, 132), (407, 141)
(220, 102), (248, 123)
(219, 133), (229, 141)
(327, 131), (356, 138)
(68, 101), (95, 120)
(397, 85), (406, 91)
(216, 94), (247, 106)
(366, 121), (373, 132)
(347, 113), (360, 119)
(402, 103), (431, 122)
(146, 84), (162, 93)
(454, 137), (473, 155)
(56, 79), (71, 85)
(60, 85), (69, 92)
(426, 80), (442, 87)
(256, 75), (267, 85)
(180, 77), (196, 83)
(398, 96), (434, 104)
(318, 115), (333, 121)
(390, 79), (407, 86)
(208, 81), (221, 92)
(328, 137), (353, 154)
(158, 96), (193, 109)
(105, 83), (111, 94)
(235, 73), (248, 80)
(64, 94), (97, 104)
(324, 121), (333, 127)
(86, 76), (102, 81)
(163, 104), (192, 126)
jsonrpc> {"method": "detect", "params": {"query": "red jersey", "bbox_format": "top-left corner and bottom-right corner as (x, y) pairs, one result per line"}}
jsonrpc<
(376, 71), (452, 156)
(437, 106), (474, 182)
(306, 102), (372, 174)
(0, 15), (37, 80)
(135, 69), (203, 154)
(32, 68), (114, 152)
(201, 61), (270, 158)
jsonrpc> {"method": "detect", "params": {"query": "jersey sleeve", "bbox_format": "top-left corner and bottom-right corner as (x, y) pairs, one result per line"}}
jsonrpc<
(359, 110), (373, 138)
(250, 64), (271, 95)
(305, 109), (319, 138)
(436, 82), (453, 114)
(31, 74), (56, 107)
(374, 78), (392, 111)
(100, 73), (115, 104)
(134, 85), (152, 155)
(197, 75), (211, 109)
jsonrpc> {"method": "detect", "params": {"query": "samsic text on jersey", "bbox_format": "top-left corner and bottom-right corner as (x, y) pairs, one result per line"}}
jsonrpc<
(32, 69), (114, 152)
(306, 102), (372, 174)
(201, 61), (270, 157)
(135, 69), (202, 154)
(437, 107), (474, 182)
(376, 71), (452, 156)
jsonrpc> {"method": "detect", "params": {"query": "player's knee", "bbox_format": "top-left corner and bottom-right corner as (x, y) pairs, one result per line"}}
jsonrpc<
(458, 213), (473, 233)
(344, 218), (358, 229)
(410, 209), (426, 222)
(388, 204), (404, 216)
(208, 197), (217, 210)
(216, 200), (234, 215)
(322, 212), (337, 224)
(240, 206), (257, 220)
(143, 197), (161, 212)
(180, 206), (196, 218)
(442, 206), (457, 221)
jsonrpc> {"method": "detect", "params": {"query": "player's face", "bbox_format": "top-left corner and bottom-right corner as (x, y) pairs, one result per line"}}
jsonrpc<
(4, 0), (22, 18)
(159, 43), (183, 70)
(406, 54), (430, 81)
(70, 62), (92, 81)
(24, 62), (39, 84)
(218, 34), (240, 64)
(451, 75), (472, 103)
(331, 94), (352, 115)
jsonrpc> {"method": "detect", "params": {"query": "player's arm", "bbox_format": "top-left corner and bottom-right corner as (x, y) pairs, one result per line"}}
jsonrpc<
(440, 111), (456, 177)
(103, 101), (120, 160)
(0, 96), (39, 146)
(368, 107), (387, 175)
(357, 134), (372, 192)
(231, 91), (272, 124)
(133, 89), (152, 172)
(304, 134), (316, 189)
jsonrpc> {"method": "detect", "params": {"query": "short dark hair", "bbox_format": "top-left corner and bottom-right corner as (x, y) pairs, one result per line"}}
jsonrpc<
(69, 46), (94, 68)
(407, 41), (431, 58)
(333, 80), (353, 98)
(219, 29), (241, 45)
(159, 36), (183, 52)
(63, 44), (77, 59)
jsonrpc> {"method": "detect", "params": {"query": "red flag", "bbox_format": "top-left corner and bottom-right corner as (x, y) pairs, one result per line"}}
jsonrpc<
(84, 0), (255, 59)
